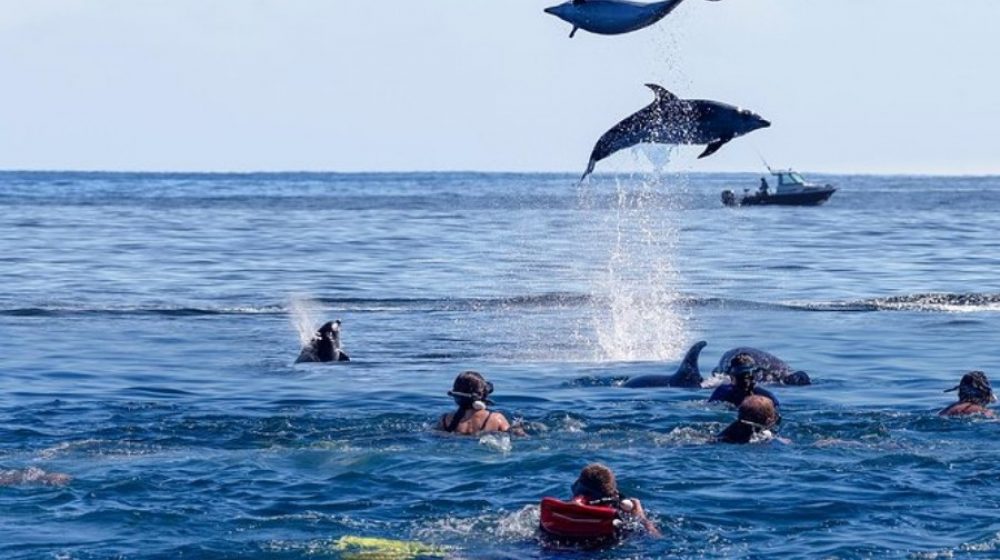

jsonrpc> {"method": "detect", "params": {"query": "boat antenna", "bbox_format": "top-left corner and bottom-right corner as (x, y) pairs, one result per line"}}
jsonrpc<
(756, 151), (774, 174)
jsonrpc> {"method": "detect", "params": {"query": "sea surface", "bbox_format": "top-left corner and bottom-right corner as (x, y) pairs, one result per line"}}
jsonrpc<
(1, 170), (999, 559)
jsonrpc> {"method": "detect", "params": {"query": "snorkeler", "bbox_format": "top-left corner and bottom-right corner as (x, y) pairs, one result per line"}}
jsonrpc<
(708, 353), (779, 408)
(940, 371), (995, 417)
(540, 463), (660, 539)
(716, 395), (781, 444)
(295, 320), (350, 363)
(438, 371), (518, 435)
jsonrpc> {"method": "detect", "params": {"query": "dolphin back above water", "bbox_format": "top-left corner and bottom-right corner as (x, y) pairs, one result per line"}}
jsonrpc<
(624, 341), (707, 388)
(544, 0), (719, 38)
(713, 347), (811, 386)
(580, 84), (770, 181)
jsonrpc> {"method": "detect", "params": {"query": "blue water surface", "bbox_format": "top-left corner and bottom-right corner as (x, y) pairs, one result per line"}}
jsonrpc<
(1, 171), (999, 559)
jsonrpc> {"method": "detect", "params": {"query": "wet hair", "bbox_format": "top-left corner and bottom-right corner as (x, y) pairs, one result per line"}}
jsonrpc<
(444, 371), (495, 433)
(572, 463), (619, 503)
(449, 371), (493, 404)
(948, 371), (994, 407)
(738, 395), (779, 431)
(728, 354), (758, 392)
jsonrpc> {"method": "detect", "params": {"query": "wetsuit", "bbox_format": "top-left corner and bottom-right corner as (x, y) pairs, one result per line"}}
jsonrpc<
(708, 384), (779, 408)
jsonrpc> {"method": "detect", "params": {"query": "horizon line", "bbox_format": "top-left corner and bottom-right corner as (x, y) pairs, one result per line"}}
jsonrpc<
(2, 168), (1000, 179)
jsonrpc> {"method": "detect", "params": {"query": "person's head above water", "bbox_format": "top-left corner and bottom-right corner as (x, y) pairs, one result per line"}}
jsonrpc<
(946, 370), (995, 406)
(439, 371), (517, 435)
(571, 463), (619, 503)
(727, 353), (758, 392)
(448, 371), (494, 410)
(738, 395), (779, 430)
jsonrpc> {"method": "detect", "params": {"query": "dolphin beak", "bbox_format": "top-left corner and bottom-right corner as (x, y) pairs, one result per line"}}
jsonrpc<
(544, 6), (556, 15)
(760, 119), (771, 128)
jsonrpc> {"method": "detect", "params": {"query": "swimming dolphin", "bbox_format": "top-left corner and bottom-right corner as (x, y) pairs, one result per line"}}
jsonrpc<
(713, 347), (810, 385)
(624, 341), (706, 388)
(544, 0), (716, 38)
(580, 84), (770, 181)
(296, 320), (351, 363)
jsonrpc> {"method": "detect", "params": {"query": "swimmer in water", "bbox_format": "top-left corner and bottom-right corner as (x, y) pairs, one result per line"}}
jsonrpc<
(438, 371), (522, 435)
(716, 395), (781, 444)
(940, 371), (995, 417)
(568, 464), (660, 537)
(295, 320), (350, 363)
(708, 353), (779, 408)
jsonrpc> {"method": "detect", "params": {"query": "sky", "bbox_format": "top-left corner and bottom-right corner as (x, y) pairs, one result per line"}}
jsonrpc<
(1, 0), (999, 174)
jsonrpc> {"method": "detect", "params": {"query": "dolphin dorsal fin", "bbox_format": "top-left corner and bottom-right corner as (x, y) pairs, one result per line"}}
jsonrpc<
(645, 83), (678, 103)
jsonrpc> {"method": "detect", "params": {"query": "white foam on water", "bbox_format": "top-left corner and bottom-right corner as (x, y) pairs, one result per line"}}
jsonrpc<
(289, 294), (320, 346)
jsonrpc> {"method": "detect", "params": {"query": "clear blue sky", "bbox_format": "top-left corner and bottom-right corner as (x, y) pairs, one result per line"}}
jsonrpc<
(2, 0), (998, 174)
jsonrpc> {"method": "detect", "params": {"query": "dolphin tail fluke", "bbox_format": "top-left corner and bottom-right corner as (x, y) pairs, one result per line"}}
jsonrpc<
(698, 136), (732, 159)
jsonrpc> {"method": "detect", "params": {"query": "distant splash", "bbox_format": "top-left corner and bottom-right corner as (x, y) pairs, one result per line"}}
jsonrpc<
(0, 467), (71, 487)
(288, 295), (321, 346)
(2, 292), (999, 317)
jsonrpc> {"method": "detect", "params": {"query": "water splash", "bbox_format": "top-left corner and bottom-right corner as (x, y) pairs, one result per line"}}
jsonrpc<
(289, 294), (321, 346)
(582, 150), (690, 362)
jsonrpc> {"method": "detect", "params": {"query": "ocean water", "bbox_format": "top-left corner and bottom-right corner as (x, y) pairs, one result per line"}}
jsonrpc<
(1, 170), (999, 559)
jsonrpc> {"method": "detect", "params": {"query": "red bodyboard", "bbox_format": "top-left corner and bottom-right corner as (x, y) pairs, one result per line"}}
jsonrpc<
(539, 497), (618, 539)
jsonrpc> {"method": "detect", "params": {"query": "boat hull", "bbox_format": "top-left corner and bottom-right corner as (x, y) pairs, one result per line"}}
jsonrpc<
(722, 187), (836, 207)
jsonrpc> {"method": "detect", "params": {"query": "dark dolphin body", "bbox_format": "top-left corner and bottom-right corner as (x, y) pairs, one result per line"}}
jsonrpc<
(544, 0), (702, 38)
(713, 347), (810, 385)
(581, 84), (770, 181)
(296, 320), (351, 363)
(624, 341), (706, 388)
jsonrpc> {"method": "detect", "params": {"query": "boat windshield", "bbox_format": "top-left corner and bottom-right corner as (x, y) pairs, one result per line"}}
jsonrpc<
(778, 172), (806, 186)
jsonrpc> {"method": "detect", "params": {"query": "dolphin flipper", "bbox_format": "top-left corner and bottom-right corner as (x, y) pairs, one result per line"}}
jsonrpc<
(698, 135), (733, 159)
(570, 26), (579, 38)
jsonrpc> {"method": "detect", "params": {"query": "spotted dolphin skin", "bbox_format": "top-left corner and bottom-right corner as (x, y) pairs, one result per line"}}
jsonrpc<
(713, 347), (811, 386)
(580, 84), (770, 181)
(544, 0), (706, 38)
(624, 341), (707, 388)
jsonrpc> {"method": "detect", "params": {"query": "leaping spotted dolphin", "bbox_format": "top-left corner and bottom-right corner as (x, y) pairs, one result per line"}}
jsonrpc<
(580, 84), (770, 181)
(544, 0), (719, 38)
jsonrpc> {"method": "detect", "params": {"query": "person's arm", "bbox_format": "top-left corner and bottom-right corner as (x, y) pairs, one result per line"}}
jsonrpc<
(629, 498), (661, 537)
(707, 385), (729, 403)
(489, 413), (527, 436)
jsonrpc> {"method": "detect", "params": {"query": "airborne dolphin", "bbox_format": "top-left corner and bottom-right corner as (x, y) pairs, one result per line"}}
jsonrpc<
(580, 84), (770, 181)
(544, 0), (715, 38)
(623, 341), (707, 388)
